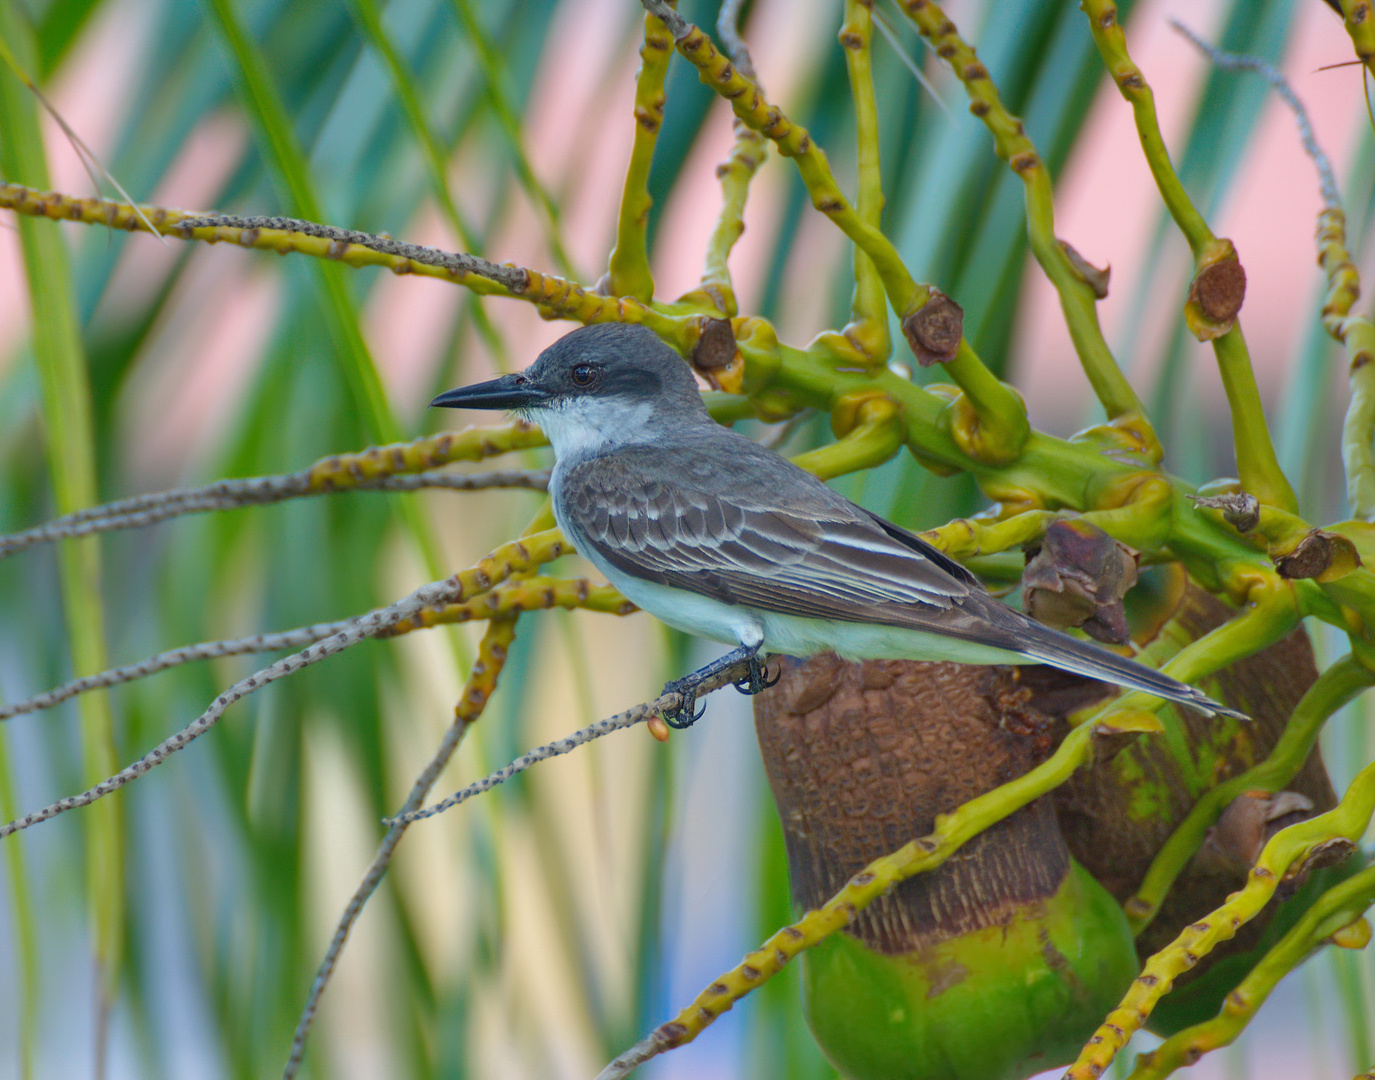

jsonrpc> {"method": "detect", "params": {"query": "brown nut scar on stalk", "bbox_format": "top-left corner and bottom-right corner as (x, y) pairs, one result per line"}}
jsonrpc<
(1272, 529), (1362, 583)
(690, 316), (744, 392)
(1279, 836), (1359, 896)
(1191, 791), (1315, 878)
(1188, 490), (1260, 534)
(1059, 240), (1110, 300)
(1022, 520), (1139, 644)
(1184, 251), (1247, 341)
(900, 288), (964, 367)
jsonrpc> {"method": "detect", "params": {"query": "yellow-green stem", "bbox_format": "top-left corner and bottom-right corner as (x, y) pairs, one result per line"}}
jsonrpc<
(1124, 653), (1374, 934)
(901, 0), (1150, 428)
(1131, 863), (1375, 1079)
(608, 8), (674, 301)
(789, 404), (904, 480)
(840, 0), (890, 361)
(1080, 0), (1296, 511)
(1066, 758), (1375, 1079)
(652, 2), (1025, 451)
(1213, 327), (1298, 512)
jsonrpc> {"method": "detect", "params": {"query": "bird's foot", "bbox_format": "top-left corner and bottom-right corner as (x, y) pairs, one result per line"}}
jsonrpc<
(659, 642), (769, 730)
(661, 675), (709, 730)
(732, 655), (780, 697)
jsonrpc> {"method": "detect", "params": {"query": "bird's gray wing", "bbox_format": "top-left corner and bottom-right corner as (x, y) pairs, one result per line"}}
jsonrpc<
(556, 444), (982, 622)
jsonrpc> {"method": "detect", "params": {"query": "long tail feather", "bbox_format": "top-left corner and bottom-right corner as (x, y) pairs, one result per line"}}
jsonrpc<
(1009, 613), (1249, 722)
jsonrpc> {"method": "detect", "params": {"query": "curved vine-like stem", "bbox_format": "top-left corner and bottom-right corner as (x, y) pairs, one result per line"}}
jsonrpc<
(1079, 0), (1296, 513)
(1064, 758), (1375, 1080)
(899, 0), (1150, 431)
(840, 0), (890, 362)
(607, 5), (674, 301)
(637, 0), (1030, 459)
(1128, 865), (1375, 1079)
(1123, 653), (1375, 934)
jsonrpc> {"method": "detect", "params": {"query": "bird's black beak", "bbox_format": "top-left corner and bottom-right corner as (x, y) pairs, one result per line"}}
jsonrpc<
(430, 374), (549, 411)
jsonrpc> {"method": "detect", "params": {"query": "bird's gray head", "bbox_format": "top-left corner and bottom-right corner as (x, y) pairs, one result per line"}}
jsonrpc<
(431, 323), (709, 458)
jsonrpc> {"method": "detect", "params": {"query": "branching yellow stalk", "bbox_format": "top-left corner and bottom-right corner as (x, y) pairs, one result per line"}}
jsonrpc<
(900, 0), (1150, 431)
(1130, 863), (1375, 1079)
(1123, 654), (1375, 934)
(840, 0), (890, 362)
(608, 7), (674, 301)
(645, 1), (920, 310)
(385, 576), (635, 635)
(1065, 758), (1375, 1079)
(636, 1), (1028, 454)
(1079, 0), (1296, 512)
(0, 184), (694, 338)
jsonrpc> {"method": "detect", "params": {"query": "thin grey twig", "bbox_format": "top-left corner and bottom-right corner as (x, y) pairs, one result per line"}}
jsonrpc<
(280, 620), (518, 1080)
(716, 0), (757, 80)
(0, 573), (469, 840)
(0, 619), (353, 722)
(383, 660), (752, 827)
(174, 214), (529, 291)
(0, 570), (611, 724)
(1171, 21), (1340, 210)
(0, 469), (549, 558)
(598, 1030), (676, 1080)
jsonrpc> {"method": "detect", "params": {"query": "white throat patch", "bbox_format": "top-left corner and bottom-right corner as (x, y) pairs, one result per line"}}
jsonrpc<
(529, 396), (656, 459)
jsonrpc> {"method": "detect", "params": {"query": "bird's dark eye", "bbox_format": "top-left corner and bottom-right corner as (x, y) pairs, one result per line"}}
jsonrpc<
(570, 363), (600, 387)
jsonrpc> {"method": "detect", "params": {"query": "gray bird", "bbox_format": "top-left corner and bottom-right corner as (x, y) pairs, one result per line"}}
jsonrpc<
(432, 322), (1244, 726)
